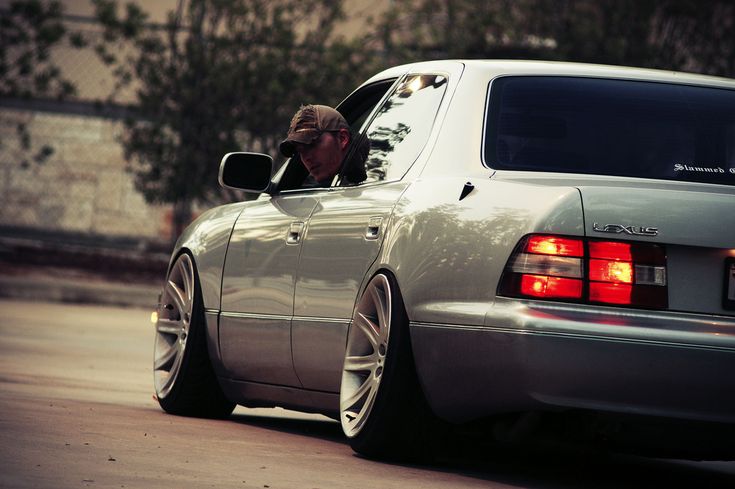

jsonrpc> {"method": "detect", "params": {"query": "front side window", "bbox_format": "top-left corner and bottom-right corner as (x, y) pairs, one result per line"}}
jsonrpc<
(359, 74), (448, 184)
(484, 76), (735, 186)
(276, 80), (395, 192)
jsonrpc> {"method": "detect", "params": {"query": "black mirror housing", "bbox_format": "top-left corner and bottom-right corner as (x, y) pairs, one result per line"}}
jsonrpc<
(218, 152), (273, 193)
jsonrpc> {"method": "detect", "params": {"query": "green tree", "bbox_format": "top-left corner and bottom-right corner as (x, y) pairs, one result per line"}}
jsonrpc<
(372, 0), (735, 78)
(648, 1), (735, 77)
(370, 0), (546, 63)
(0, 0), (80, 168)
(526, 0), (735, 77)
(92, 0), (374, 241)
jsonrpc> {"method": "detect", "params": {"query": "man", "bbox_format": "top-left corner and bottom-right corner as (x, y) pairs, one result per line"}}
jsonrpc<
(279, 104), (367, 186)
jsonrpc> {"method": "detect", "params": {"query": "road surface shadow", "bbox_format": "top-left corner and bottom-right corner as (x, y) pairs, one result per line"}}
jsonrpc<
(427, 438), (735, 489)
(227, 409), (735, 488)
(229, 409), (345, 444)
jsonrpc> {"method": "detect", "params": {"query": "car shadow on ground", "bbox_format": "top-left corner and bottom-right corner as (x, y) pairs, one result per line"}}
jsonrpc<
(229, 409), (345, 444)
(226, 409), (735, 488)
(430, 439), (735, 489)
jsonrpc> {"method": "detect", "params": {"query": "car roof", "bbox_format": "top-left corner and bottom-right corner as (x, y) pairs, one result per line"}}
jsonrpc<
(364, 59), (735, 90)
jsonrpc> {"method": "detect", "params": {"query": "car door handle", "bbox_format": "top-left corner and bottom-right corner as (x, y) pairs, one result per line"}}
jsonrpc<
(287, 221), (305, 245)
(365, 217), (383, 240)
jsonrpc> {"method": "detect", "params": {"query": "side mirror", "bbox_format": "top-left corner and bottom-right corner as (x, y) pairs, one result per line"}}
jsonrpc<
(218, 152), (273, 193)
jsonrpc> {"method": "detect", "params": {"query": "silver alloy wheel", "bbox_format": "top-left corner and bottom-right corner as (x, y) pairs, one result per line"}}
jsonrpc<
(153, 254), (195, 399)
(340, 274), (392, 438)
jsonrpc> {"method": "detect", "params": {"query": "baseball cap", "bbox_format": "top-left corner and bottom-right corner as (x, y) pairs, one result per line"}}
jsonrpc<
(279, 104), (349, 157)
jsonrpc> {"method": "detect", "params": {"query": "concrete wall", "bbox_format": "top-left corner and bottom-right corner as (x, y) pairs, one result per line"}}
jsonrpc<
(0, 107), (171, 241)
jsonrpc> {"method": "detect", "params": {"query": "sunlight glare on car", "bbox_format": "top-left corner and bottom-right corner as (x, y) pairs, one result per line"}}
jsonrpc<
(407, 76), (424, 93)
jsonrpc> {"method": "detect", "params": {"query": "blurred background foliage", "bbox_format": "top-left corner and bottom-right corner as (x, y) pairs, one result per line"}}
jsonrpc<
(0, 0), (79, 167)
(89, 0), (379, 234)
(375, 0), (734, 77)
(1, 0), (734, 240)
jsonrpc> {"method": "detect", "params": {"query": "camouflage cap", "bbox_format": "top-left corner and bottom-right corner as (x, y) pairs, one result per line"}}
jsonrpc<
(279, 104), (349, 157)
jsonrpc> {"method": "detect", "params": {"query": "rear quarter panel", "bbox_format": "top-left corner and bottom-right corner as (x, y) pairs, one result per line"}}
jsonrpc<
(379, 176), (584, 326)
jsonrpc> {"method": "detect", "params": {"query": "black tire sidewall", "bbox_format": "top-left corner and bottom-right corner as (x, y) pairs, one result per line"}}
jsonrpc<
(156, 252), (234, 418)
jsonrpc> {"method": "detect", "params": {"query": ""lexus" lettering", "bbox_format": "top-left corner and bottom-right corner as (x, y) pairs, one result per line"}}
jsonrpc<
(592, 223), (659, 237)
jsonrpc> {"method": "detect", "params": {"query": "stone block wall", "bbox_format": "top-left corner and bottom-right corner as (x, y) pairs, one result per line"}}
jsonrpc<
(0, 107), (171, 241)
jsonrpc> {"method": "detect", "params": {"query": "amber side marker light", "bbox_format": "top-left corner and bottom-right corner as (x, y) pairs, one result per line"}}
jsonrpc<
(499, 234), (668, 308)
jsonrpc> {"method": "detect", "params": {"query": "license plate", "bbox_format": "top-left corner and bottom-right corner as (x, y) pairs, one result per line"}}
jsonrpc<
(725, 258), (735, 310)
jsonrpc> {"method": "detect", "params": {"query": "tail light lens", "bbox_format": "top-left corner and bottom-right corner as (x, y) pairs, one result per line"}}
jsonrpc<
(499, 234), (667, 309)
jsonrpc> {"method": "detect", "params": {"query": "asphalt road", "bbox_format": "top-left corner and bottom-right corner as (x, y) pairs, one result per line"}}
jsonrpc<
(1, 299), (734, 489)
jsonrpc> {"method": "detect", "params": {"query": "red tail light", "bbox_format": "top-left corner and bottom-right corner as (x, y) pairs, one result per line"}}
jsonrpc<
(499, 234), (668, 309)
(589, 282), (632, 304)
(527, 235), (584, 257)
(520, 275), (584, 299)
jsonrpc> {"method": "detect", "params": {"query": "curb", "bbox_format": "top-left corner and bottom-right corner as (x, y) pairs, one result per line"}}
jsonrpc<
(0, 275), (160, 309)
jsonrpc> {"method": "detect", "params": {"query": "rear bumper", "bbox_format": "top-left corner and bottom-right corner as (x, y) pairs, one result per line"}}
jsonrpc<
(410, 299), (735, 424)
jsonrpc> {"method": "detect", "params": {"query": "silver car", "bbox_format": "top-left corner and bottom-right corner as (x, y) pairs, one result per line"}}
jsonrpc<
(153, 60), (735, 460)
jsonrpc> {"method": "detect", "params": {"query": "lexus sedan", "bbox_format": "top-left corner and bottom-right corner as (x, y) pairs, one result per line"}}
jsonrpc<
(153, 60), (735, 460)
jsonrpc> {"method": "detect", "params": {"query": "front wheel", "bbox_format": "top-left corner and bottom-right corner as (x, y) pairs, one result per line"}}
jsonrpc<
(153, 253), (234, 418)
(340, 273), (439, 460)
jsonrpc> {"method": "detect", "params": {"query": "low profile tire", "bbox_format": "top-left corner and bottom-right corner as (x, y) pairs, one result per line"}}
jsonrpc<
(340, 273), (438, 460)
(153, 253), (235, 418)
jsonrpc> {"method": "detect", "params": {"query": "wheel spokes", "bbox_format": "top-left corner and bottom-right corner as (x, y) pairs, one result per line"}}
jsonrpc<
(355, 379), (379, 422)
(369, 284), (390, 342)
(154, 342), (179, 371)
(343, 353), (377, 373)
(156, 317), (181, 336)
(341, 376), (373, 411)
(166, 279), (188, 319)
(354, 312), (380, 349)
(340, 274), (393, 438)
(341, 376), (380, 433)
(178, 257), (194, 303)
(154, 254), (195, 399)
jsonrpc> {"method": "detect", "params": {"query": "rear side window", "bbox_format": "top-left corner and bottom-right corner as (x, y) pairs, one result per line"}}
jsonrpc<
(485, 76), (735, 186)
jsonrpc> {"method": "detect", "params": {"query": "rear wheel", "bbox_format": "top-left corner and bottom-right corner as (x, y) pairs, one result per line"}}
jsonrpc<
(153, 253), (234, 418)
(340, 273), (438, 460)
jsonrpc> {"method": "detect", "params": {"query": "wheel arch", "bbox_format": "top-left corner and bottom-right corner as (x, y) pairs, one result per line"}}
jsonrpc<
(167, 201), (248, 312)
(161, 246), (229, 388)
(355, 265), (406, 319)
(353, 266), (429, 395)
(154, 251), (235, 418)
(341, 267), (443, 459)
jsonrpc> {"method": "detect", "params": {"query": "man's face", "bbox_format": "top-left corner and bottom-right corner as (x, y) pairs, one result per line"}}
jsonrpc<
(294, 129), (349, 183)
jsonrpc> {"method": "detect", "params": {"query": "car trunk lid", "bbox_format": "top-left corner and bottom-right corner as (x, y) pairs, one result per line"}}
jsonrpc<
(578, 184), (735, 316)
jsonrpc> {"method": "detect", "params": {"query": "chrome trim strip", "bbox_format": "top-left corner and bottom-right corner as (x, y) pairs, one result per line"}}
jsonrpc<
(220, 376), (339, 396)
(220, 311), (291, 321)
(409, 321), (735, 353)
(292, 316), (349, 324)
(218, 311), (348, 324)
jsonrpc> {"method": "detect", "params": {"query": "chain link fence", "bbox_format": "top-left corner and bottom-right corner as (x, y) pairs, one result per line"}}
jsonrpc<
(0, 17), (173, 248)
(0, 108), (171, 240)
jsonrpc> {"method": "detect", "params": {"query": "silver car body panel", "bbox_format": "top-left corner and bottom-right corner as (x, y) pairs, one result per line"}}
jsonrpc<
(578, 185), (734, 249)
(218, 192), (318, 386)
(373, 62), (735, 424)
(292, 182), (409, 392)
(168, 60), (735, 426)
(411, 299), (735, 423)
(379, 176), (585, 326)
(411, 299), (735, 424)
(172, 202), (248, 310)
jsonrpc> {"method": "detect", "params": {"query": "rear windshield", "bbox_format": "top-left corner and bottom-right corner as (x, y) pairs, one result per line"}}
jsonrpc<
(484, 76), (735, 186)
